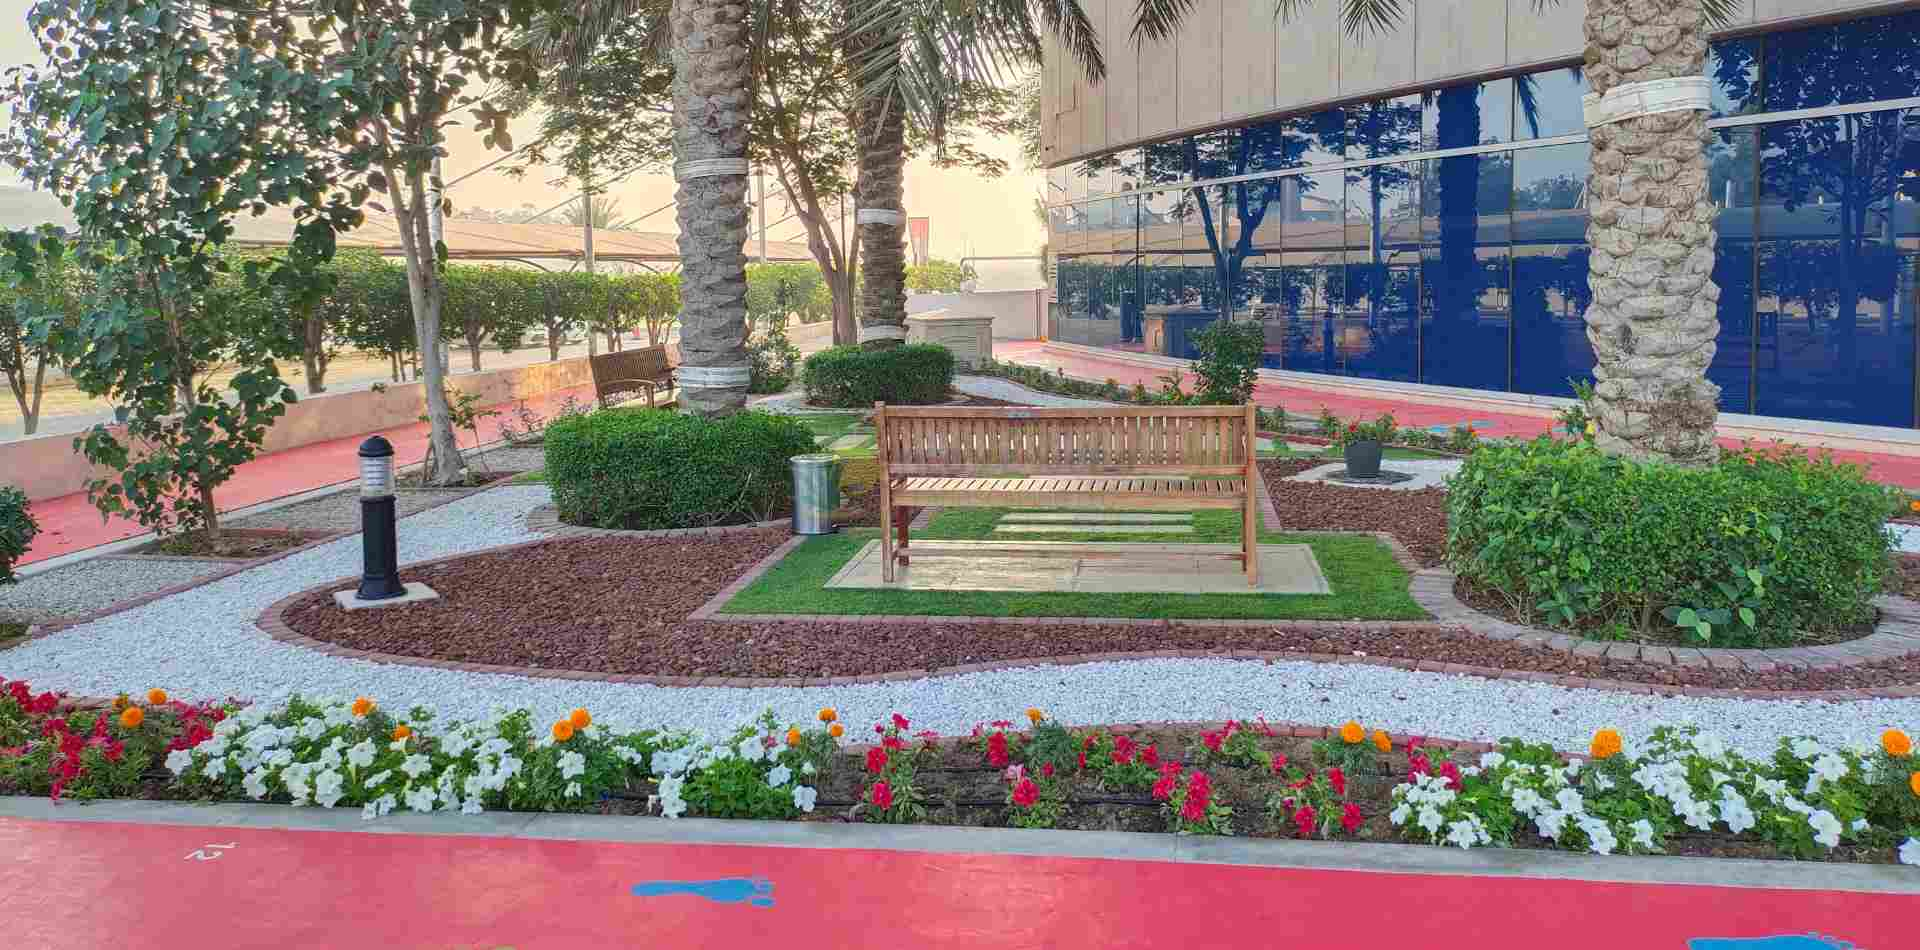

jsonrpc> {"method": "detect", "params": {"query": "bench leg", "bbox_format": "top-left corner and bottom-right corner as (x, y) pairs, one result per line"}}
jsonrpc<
(896, 511), (911, 567)
(1243, 497), (1259, 587)
(880, 493), (895, 583)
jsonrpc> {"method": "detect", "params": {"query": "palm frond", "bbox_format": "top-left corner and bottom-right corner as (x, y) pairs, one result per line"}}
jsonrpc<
(1132, 0), (1197, 45)
(1337, 0), (1407, 36)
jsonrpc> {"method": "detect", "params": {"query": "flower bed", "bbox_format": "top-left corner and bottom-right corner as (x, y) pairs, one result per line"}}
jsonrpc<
(3, 677), (1916, 866)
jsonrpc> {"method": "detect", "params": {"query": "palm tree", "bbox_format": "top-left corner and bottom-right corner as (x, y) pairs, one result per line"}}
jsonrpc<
(1134, 0), (1736, 464)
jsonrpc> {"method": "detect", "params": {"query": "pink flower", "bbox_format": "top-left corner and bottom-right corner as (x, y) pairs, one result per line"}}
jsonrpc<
(869, 781), (893, 809)
(1012, 778), (1040, 808)
(987, 731), (1009, 768)
(1140, 744), (1159, 767)
(1340, 802), (1364, 835)
(1180, 793), (1207, 823)
(1151, 771), (1180, 801)
(1003, 764), (1026, 783)
(1112, 735), (1136, 765)
(1292, 804), (1317, 837)
(1438, 760), (1462, 791)
(1202, 730), (1224, 753)
(1270, 753), (1290, 774)
(865, 747), (889, 774)
(892, 713), (910, 730)
(1187, 771), (1212, 801)
(1041, 763), (1055, 778)
(1327, 766), (1346, 798)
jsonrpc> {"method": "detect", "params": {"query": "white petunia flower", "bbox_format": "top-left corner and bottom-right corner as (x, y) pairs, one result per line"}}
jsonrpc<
(1416, 805), (1444, 834)
(1807, 809), (1843, 849)
(1577, 815), (1617, 855)
(314, 769), (345, 808)
(401, 754), (431, 779)
(1789, 738), (1822, 760)
(405, 785), (438, 813)
(363, 770), (393, 789)
(1554, 788), (1586, 815)
(801, 761), (816, 776)
(1388, 803), (1411, 826)
(461, 798), (485, 816)
(1535, 809), (1569, 841)
(1629, 819), (1656, 849)
(1899, 838), (1920, 867)
(658, 775), (687, 819)
(243, 768), (270, 800)
(1478, 751), (1506, 770)
(736, 738), (765, 763)
(793, 785), (818, 813)
(558, 751), (587, 779)
(1850, 818), (1869, 833)
(346, 740), (376, 769)
(165, 748), (195, 776)
(767, 765), (792, 788)
(1443, 819), (1483, 850)
(201, 757), (227, 780)
(565, 782), (582, 799)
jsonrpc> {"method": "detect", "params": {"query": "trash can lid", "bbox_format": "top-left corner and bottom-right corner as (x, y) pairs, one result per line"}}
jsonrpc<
(792, 453), (839, 464)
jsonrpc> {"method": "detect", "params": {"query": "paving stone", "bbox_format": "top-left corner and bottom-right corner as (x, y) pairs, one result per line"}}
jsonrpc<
(994, 524), (1195, 535)
(825, 540), (1330, 595)
(999, 512), (1193, 525)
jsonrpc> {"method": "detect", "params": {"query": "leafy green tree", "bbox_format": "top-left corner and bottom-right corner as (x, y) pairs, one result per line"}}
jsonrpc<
(1, 0), (360, 540)
(622, 272), (682, 347)
(904, 259), (976, 294)
(324, 252), (418, 382)
(0, 227), (85, 435)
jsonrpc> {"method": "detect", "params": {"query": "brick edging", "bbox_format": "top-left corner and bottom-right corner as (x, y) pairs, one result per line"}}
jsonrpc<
(1406, 566), (1920, 678)
(523, 505), (790, 539)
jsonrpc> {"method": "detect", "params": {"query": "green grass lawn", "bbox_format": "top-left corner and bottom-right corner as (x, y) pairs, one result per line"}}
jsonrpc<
(719, 504), (1423, 621)
(510, 469), (548, 484)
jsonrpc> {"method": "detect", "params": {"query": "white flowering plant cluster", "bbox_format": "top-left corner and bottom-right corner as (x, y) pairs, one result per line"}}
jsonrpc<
(1389, 727), (1920, 865)
(654, 711), (835, 821)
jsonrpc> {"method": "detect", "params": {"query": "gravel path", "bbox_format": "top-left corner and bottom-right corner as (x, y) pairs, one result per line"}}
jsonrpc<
(950, 375), (1119, 407)
(0, 483), (1909, 752)
(229, 489), (473, 533)
(0, 557), (232, 623)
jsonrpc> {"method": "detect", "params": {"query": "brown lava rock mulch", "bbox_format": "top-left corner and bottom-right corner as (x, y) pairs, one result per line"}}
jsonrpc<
(279, 527), (1920, 693)
(1259, 459), (1449, 566)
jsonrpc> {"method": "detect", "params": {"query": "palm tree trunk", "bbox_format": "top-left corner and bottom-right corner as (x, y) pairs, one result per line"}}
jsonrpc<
(1583, 0), (1722, 464)
(850, 31), (908, 351)
(670, 0), (753, 415)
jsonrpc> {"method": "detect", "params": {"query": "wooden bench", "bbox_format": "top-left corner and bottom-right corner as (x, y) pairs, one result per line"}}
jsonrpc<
(589, 346), (677, 409)
(874, 403), (1260, 585)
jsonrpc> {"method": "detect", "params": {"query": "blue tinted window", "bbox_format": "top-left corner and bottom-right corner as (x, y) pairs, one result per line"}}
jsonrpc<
(1510, 143), (1594, 398)
(1764, 11), (1920, 113)
(1142, 139), (1189, 185)
(1706, 130), (1758, 413)
(1343, 164), (1420, 381)
(1421, 150), (1513, 390)
(1275, 172), (1344, 373)
(1424, 79), (1513, 150)
(1514, 67), (1587, 140)
(1186, 130), (1245, 182)
(1220, 179), (1285, 318)
(1110, 148), (1143, 192)
(1237, 119), (1312, 174)
(1287, 109), (1346, 168)
(1347, 95), (1423, 162)
(1753, 111), (1918, 427)
(1707, 37), (1761, 118)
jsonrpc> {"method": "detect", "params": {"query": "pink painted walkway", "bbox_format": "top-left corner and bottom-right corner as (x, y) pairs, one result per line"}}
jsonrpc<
(18, 386), (588, 566)
(999, 341), (1920, 488)
(0, 816), (1905, 950)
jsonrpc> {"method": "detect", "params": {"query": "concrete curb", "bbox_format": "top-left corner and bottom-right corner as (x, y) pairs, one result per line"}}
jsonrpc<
(3, 797), (1912, 893)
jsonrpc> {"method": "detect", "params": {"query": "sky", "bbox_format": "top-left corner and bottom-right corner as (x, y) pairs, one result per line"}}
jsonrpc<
(0, 1), (1047, 272)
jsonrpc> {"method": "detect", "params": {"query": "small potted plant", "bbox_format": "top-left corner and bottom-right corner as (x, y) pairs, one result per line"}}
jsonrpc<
(1331, 412), (1396, 478)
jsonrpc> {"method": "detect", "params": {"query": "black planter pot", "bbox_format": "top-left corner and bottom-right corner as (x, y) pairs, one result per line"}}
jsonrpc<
(1343, 439), (1384, 478)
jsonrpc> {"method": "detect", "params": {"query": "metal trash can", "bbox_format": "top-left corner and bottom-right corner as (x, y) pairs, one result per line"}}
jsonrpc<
(790, 453), (842, 535)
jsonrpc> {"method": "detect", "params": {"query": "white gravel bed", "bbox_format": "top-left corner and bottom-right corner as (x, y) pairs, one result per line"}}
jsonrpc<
(0, 482), (1905, 753)
(0, 556), (231, 622)
(1891, 523), (1920, 554)
(228, 487), (472, 533)
(950, 375), (1120, 407)
(1289, 458), (1464, 491)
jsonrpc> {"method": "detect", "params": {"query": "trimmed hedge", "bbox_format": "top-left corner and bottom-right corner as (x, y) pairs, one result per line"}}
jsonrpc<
(801, 344), (954, 407)
(1446, 438), (1897, 647)
(545, 409), (817, 530)
(0, 487), (34, 585)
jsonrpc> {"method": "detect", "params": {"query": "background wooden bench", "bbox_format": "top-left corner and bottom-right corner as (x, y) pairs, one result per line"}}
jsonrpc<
(589, 346), (677, 409)
(874, 403), (1259, 585)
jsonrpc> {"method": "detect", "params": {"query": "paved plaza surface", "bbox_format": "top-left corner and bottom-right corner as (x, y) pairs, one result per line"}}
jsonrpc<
(827, 539), (1331, 594)
(0, 801), (1908, 950)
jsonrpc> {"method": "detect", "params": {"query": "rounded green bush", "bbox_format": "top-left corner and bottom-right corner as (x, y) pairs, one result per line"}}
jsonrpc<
(800, 344), (955, 407)
(1446, 438), (1897, 647)
(0, 486), (35, 585)
(544, 409), (817, 530)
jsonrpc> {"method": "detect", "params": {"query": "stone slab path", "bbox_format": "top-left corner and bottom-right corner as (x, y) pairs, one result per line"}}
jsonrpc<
(824, 539), (1329, 595)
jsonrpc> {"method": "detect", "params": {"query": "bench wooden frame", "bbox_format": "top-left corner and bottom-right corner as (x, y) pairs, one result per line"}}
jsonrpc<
(589, 346), (677, 409)
(874, 402), (1259, 586)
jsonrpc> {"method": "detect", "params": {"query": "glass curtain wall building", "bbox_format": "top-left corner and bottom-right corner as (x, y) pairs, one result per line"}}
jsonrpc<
(1045, 10), (1920, 428)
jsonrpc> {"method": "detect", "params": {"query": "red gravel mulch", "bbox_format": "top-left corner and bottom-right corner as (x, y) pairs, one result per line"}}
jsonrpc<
(1259, 460), (1449, 566)
(277, 528), (1920, 692)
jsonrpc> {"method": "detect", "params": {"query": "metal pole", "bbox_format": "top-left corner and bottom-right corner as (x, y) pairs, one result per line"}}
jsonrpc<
(356, 436), (404, 601)
(756, 165), (768, 264)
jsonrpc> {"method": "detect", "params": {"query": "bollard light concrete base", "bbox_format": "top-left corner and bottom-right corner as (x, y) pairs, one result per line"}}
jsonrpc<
(333, 583), (440, 611)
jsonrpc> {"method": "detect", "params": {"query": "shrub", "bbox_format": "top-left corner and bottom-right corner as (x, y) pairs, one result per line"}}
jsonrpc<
(545, 409), (816, 529)
(747, 319), (801, 394)
(0, 487), (35, 584)
(1447, 439), (1897, 646)
(801, 344), (954, 407)
(1189, 319), (1265, 404)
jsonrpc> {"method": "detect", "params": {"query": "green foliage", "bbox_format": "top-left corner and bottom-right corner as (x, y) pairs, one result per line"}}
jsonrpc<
(0, 487), (35, 585)
(1447, 438), (1897, 646)
(0, 227), (86, 434)
(1330, 412), (1398, 450)
(801, 344), (955, 407)
(544, 408), (816, 529)
(1557, 377), (1599, 444)
(748, 319), (802, 395)
(746, 264), (828, 329)
(904, 259), (976, 294)
(1188, 319), (1265, 404)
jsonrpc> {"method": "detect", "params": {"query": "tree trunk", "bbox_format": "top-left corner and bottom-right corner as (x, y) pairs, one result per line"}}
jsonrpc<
(301, 306), (329, 394)
(1583, 0), (1721, 465)
(468, 338), (484, 372)
(850, 27), (907, 351)
(670, 0), (752, 415)
(393, 167), (465, 485)
(548, 326), (562, 362)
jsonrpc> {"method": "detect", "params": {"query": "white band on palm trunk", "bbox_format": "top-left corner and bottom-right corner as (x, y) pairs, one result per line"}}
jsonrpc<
(1582, 77), (1710, 128)
(676, 364), (752, 388)
(674, 158), (750, 181)
(858, 325), (908, 343)
(856, 209), (906, 226)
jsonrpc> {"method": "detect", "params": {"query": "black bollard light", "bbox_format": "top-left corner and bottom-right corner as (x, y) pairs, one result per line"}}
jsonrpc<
(356, 435), (405, 601)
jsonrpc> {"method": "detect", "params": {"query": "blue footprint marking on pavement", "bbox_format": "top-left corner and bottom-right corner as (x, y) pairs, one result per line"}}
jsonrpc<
(632, 877), (775, 908)
(1689, 936), (1857, 950)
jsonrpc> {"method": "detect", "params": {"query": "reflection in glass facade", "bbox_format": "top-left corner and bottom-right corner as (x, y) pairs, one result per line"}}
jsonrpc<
(1045, 9), (1920, 427)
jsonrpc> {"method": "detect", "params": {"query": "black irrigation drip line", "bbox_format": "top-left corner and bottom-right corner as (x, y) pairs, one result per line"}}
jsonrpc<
(603, 790), (1160, 809)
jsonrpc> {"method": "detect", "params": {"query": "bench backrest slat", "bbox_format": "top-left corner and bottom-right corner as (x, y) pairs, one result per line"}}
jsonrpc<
(875, 403), (1255, 476)
(589, 346), (673, 388)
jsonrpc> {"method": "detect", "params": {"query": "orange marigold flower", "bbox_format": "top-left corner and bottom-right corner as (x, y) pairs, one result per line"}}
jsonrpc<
(569, 708), (592, 730)
(391, 724), (413, 741)
(1371, 729), (1392, 753)
(146, 688), (168, 705)
(112, 694), (130, 711)
(1339, 721), (1364, 744)
(552, 719), (576, 742)
(1911, 772), (1920, 798)
(119, 706), (144, 729)
(351, 696), (375, 717)
(818, 707), (838, 723)
(1910, 500), (1920, 513)
(786, 727), (802, 747)
(828, 723), (845, 739)
(1590, 728), (1623, 760)
(1884, 729), (1914, 758)
(1026, 708), (1045, 725)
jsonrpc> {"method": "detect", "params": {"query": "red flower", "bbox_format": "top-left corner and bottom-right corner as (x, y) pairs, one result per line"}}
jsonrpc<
(1112, 735), (1136, 765)
(1151, 772), (1180, 801)
(869, 781), (893, 809)
(881, 735), (906, 751)
(1140, 744), (1159, 766)
(1438, 760), (1463, 791)
(1270, 753), (1290, 774)
(1254, 717), (1278, 737)
(1407, 754), (1432, 781)
(1077, 751), (1087, 770)
(1041, 763), (1055, 778)
(1187, 771), (1212, 800)
(1202, 730), (1224, 753)
(1292, 804), (1318, 837)
(1012, 778), (1040, 808)
(1340, 802), (1364, 835)
(990, 720), (1013, 729)
(987, 731), (1009, 768)
(1327, 766), (1346, 798)
(892, 713), (911, 730)
(1180, 793), (1207, 823)
(866, 747), (889, 774)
